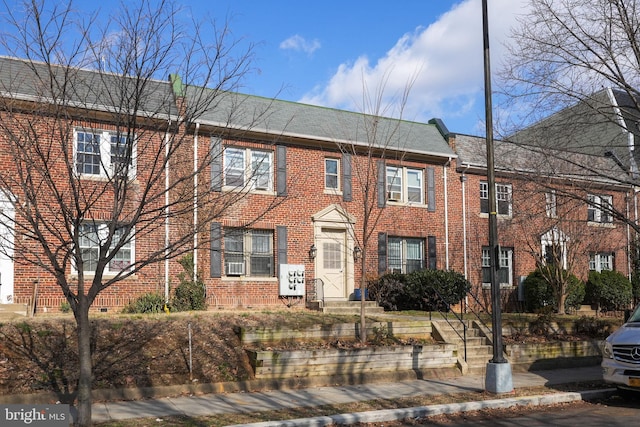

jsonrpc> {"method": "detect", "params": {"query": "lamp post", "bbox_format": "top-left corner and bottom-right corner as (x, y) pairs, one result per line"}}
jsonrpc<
(482, 0), (513, 394)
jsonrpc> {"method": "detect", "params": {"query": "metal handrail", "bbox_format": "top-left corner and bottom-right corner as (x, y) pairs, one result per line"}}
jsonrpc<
(428, 286), (468, 362)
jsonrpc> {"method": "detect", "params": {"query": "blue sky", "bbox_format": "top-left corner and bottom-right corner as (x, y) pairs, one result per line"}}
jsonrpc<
(196, 0), (530, 136)
(9, 0), (530, 136)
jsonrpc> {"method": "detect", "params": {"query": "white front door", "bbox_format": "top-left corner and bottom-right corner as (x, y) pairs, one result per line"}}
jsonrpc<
(0, 196), (14, 303)
(317, 228), (347, 300)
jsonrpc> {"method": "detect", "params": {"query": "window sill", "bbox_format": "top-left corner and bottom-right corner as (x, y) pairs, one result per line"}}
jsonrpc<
(324, 188), (343, 196)
(222, 186), (276, 196)
(77, 174), (138, 183)
(386, 200), (427, 208)
(221, 276), (278, 282)
(481, 283), (513, 289)
(587, 221), (615, 228)
(69, 272), (137, 280)
(479, 212), (512, 219)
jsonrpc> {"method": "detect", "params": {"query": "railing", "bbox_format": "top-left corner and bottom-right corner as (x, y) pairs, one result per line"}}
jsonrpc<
(427, 286), (494, 363)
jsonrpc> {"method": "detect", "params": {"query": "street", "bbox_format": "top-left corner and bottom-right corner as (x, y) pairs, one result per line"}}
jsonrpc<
(361, 393), (640, 426)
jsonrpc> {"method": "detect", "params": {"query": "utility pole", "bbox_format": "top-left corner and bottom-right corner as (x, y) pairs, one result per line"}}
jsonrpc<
(482, 0), (513, 394)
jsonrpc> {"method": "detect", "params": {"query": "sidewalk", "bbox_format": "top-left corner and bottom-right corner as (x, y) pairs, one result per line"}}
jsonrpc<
(84, 365), (614, 426)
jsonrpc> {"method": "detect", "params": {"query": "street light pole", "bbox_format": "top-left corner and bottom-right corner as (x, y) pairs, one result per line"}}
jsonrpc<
(482, 0), (513, 394)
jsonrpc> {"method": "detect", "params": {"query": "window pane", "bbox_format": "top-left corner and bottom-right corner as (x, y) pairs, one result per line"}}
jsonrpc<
(323, 242), (342, 269)
(325, 159), (339, 189)
(224, 148), (245, 187)
(386, 167), (402, 193)
(407, 169), (423, 203)
(109, 227), (132, 271)
(251, 150), (272, 189)
(388, 238), (402, 272)
(76, 132), (101, 175)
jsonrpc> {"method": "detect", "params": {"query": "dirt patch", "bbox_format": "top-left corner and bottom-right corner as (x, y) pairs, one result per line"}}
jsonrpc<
(0, 310), (608, 401)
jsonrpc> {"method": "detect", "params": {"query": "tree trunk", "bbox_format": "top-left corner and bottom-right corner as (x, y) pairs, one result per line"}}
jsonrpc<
(75, 295), (93, 426)
(557, 292), (567, 315)
(359, 249), (367, 344)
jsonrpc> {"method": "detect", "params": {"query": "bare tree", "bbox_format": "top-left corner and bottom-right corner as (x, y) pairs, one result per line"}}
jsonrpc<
(497, 0), (640, 226)
(492, 0), (640, 305)
(0, 0), (270, 425)
(327, 71), (421, 342)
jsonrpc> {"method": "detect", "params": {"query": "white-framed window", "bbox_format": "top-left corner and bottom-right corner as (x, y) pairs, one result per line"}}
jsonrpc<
(545, 190), (557, 218)
(77, 223), (134, 274)
(223, 228), (274, 277)
(388, 237), (424, 273)
(75, 129), (136, 178)
(480, 181), (512, 216)
(587, 194), (613, 223)
(223, 147), (273, 191)
(325, 158), (339, 190)
(540, 227), (568, 269)
(589, 252), (614, 272)
(482, 246), (513, 287)
(386, 166), (424, 204)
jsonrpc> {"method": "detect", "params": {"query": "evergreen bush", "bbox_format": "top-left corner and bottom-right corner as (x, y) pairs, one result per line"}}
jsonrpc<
(171, 253), (207, 311)
(122, 292), (166, 314)
(586, 270), (632, 312)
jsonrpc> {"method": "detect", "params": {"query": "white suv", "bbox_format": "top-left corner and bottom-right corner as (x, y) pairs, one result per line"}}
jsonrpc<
(602, 306), (640, 391)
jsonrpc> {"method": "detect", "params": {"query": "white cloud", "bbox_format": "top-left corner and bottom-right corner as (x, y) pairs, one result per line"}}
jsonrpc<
(300, 0), (530, 131)
(279, 35), (321, 55)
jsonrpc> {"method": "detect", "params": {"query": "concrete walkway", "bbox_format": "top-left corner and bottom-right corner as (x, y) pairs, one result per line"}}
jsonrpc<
(83, 365), (613, 426)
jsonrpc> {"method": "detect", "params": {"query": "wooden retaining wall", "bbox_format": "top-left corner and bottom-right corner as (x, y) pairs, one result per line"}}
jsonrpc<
(247, 343), (458, 379)
(238, 320), (432, 346)
(506, 340), (604, 371)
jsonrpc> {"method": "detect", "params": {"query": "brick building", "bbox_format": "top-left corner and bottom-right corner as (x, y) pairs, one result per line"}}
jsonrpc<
(0, 56), (636, 313)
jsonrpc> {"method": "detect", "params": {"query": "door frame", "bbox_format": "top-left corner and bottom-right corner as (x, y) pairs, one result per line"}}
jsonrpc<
(312, 204), (356, 301)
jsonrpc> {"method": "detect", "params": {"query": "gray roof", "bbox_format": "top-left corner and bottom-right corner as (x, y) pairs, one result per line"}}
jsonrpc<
(0, 56), (178, 119)
(456, 133), (631, 186)
(508, 88), (640, 175)
(183, 85), (456, 161)
(0, 56), (456, 161)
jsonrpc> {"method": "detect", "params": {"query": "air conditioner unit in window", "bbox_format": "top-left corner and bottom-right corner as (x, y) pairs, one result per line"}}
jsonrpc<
(226, 262), (245, 276)
(388, 191), (402, 201)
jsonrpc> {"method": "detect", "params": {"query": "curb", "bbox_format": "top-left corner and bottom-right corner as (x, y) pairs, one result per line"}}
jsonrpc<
(226, 389), (617, 427)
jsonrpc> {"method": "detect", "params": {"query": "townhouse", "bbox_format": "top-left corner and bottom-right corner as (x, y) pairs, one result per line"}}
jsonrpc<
(454, 134), (633, 310)
(0, 55), (636, 313)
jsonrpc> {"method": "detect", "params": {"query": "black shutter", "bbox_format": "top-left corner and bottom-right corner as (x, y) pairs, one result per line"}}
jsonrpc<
(377, 160), (386, 208)
(276, 145), (287, 196)
(378, 232), (387, 274)
(342, 153), (352, 202)
(426, 167), (435, 212)
(210, 222), (222, 278)
(427, 236), (437, 270)
(276, 226), (287, 276)
(210, 137), (222, 191)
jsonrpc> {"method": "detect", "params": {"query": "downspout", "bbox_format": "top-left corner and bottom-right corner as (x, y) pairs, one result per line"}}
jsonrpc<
(443, 159), (451, 270)
(461, 164), (470, 312)
(164, 121), (171, 303)
(461, 165), (470, 280)
(193, 123), (200, 281)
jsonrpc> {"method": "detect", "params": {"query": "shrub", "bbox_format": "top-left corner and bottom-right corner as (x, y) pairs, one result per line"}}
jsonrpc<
(369, 269), (470, 312)
(523, 269), (584, 313)
(564, 274), (586, 313)
(367, 273), (408, 311)
(122, 292), (166, 314)
(171, 253), (207, 312)
(586, 270), (633, 312)
(406, 269), (471, 311)
(523, 270), (554, 312)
